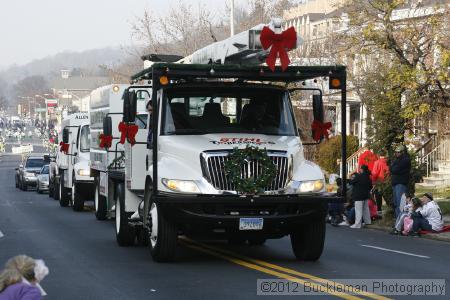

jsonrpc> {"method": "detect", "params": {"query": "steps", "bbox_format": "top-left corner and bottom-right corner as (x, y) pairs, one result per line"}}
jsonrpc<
(417, 160), (450, 189)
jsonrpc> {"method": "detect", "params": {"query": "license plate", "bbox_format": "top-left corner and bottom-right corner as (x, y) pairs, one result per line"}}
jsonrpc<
(239, 218), (263, 230)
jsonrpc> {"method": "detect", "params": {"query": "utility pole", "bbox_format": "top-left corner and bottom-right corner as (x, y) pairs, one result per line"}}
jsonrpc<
(230, 0), (235, 37)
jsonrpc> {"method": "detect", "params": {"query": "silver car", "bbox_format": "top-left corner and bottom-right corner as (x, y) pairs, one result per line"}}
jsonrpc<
(36, 165), (50, 194)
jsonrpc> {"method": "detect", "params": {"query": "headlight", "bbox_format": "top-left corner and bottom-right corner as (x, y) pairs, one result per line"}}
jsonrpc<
(77, 169), (90, 176)
(290, 179), (325, 193)
(162, 179), (200, 193)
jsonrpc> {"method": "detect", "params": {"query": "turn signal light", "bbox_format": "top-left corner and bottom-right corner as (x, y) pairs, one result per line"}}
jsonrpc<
(159, 76), (169, 85)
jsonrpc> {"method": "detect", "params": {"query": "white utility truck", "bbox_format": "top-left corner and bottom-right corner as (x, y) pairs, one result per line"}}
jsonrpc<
(55, 112), (94, 211)
(89, 84), (148, 220)
(101, 20), (348, 262)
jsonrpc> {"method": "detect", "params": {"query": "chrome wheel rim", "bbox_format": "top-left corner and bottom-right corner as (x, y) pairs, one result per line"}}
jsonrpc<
(150, 202), (158, 248)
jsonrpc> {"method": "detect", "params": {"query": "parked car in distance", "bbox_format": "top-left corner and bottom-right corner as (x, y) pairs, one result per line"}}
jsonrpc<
(36, 164), (50, 194)
(18, 156), (46, 191)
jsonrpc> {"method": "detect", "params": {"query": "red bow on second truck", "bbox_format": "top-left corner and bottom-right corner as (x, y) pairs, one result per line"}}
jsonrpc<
(99, 134), (113, 149)
(260, 26), (297, 71)
(59, 142), (69, 154)
(118, 122), (139, 146)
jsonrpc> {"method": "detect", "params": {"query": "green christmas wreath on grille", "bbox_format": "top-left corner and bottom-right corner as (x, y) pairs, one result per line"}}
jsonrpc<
(224, 145), (277, 194)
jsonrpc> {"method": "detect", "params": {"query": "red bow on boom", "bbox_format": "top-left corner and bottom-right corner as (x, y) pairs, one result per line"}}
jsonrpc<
(59, 142), (69, 154)
(118, 122), (139, 146)
(311, 120), (332, 142)
(99, 134), (113, 149)
(260, 26), (297, 72)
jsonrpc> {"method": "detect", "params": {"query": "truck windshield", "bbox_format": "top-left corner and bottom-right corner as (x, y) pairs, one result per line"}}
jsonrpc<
(162, 87), (297, 136)
(80, 125), (90, 152)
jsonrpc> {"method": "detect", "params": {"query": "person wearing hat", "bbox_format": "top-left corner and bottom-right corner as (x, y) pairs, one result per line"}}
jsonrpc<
(410, 192), (444, 234)
(389, 144), (411, 218)
(349, 164), (373, 228)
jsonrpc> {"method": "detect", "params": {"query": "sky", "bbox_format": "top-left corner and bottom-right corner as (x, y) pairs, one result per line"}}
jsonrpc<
(0, 0), (231, 68)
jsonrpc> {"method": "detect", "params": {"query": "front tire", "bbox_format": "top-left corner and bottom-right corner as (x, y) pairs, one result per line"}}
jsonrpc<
(59, 173), (70, 207)
(115, 183), (135, 246)
(72, 181), (84, 212)
(94, 177), (107, 220)
(145, 184), (178, 262)
(290, 219), (326, 261)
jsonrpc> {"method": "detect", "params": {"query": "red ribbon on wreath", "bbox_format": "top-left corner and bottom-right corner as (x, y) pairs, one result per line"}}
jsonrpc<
(99, 134), (113, 149)
(260, 26), (297, 72)
(118, 122), (139, 146)
(311, 120), (332, 142)
(59, 142), (69, 154)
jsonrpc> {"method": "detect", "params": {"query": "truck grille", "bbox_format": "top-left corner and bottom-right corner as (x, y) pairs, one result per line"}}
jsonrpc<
(201, 151), (290, 192)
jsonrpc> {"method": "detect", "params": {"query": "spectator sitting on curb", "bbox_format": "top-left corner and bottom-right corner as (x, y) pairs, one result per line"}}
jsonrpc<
(391, 194), (421, 235)
(328, 178), (345, 226)
(409, 192), (444, 236)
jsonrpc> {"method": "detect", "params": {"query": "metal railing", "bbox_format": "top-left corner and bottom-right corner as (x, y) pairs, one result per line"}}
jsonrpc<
(346, 147), (366, 176)
(419, 138), (450, 177)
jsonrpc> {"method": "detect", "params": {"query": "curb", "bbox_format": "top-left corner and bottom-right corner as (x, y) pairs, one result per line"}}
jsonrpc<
(367, 223), (450, 243)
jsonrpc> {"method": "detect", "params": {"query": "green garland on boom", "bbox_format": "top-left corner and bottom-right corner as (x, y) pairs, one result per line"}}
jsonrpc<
(224, 145), (276, 195)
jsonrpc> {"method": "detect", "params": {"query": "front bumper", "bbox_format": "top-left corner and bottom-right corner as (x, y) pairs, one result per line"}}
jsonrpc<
(23, 177), (37, 185)
(38, 181), (49, 190)
(155, 193), (340, 238)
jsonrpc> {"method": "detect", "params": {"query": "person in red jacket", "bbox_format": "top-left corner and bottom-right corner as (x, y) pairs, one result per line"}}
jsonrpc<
(371, 150), (390, 214)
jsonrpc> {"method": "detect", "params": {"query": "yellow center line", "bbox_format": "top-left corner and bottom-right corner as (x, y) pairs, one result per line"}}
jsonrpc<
(182, 242), (362, 300)
(181, 237), (391, 300)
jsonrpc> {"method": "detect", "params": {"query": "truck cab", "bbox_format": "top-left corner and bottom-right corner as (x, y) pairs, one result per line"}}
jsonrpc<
(57, 112), (94, 211)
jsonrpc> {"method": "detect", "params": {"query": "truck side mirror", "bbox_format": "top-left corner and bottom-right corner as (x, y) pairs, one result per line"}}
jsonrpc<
(123, 90), (137, 123)
(128, 92), (137, 123)
(62, 128), (69, 144)
(103, 116), (112, 136)
(312, 94), (324, 123)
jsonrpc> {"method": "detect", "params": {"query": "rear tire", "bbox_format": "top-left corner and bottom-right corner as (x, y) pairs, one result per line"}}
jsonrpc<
(72, 181), (84, 212)
(59, 173), (70, 207)
(53, 177), (60, 201)
(48, 179), (54, 198)
(145, 183), (177, 262)
(115, 183), (135, 246)
(290, 219), (326, 261)
(94, 177), (107, 220)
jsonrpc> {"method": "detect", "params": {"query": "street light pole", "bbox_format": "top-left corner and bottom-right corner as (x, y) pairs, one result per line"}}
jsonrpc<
(230, 0), (235, 37)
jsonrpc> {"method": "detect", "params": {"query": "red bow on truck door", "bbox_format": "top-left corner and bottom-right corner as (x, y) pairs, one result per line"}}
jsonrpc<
(118, 122), (139, 146)
(59, 142), (69, 154)
(99, 134), (113, 149)
(260, 26), (297, 72)
(311, 120), (332, 142)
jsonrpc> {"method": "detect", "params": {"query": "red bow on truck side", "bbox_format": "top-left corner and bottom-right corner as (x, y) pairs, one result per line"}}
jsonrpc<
(59, 142), (69, 154)
(118, 122), (139, 146)
(260, 26), (297, 72)
(311, 120), (332, 142)
(99, 134), (113, 149)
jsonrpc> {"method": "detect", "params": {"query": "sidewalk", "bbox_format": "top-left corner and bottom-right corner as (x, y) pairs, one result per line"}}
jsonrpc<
(368, 215), (450, 243)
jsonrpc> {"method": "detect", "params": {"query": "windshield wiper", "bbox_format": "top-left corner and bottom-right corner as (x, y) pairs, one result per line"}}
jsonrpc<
(166, 129), (206, 135)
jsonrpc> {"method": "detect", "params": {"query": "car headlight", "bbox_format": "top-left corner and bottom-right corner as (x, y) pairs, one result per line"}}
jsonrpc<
(77, 169), (90, 176)
(289, 179), (325, 193)
(162, 179), (200, 193)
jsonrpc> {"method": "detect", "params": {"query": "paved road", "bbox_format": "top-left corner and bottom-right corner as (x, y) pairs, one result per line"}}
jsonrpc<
(0, 154), (449, 300)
